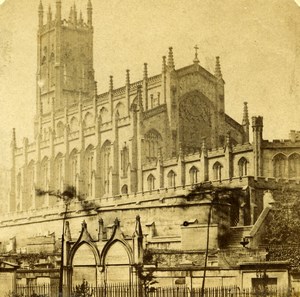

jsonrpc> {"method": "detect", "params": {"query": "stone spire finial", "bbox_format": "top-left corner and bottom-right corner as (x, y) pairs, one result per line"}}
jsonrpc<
(73, 3), (78, 25)
(193, 45), (199, 64)
(114, 217), (120, 227)
(242, 102), (250, 125)
(137, 84), (143, 110)
(79, 10), (83, 25)
(56, 0), (61, 23)
(135, 215), (143, 237)
(215, 56), (222, 79)
(47, 5), (52, 23)
(11, 128), (16, 148)
(69, 6), (73, 22)
(38, 1), (44, 28)
(242, 102), (250, 143)
(109, 75), (113, 92)
(39, 0), (43, 11)
(167, 47), (175, 70)
(94, 81), (98, 97)
(162, 56), (167, 73)
(64, 221), (72, 241)
(87, 0), (93, 27)
(82, 220), (87, 230)
(143, 63), (148, 80)
(126, 69), (130, 85)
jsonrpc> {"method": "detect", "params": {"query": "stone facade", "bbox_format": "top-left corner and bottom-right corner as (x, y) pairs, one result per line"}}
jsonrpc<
(1, 0), (300, 292)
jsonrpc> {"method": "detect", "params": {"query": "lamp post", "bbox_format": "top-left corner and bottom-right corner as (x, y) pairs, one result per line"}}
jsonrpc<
(36, 186), (76, 297)
(201, 192), (218, 297)
(59, 196), (70, 297)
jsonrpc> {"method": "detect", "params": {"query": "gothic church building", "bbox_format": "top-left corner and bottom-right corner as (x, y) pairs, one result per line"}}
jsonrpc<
(2, 0), (300, 291)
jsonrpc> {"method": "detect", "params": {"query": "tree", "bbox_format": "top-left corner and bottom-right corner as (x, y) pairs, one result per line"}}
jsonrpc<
(134, 264), (158, 297)
(262, 189), (300, 272)
(73, 279), (94, 297)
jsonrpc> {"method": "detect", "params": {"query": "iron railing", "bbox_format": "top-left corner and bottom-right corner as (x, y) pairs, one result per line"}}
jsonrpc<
(12, 284), (299, 297)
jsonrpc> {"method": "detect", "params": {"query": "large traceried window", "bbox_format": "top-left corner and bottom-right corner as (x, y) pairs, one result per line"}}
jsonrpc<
(121, 145), (129, 178)
(167, 170), (176, 188)
(147, 174), (155, 191)
(56, 121), (64, 138)
(27, 161), (35, 194)
(144, 129), (163, 162)
(289, 153), (300, 179)
(70, 117), (79, 132)
(54, 154), (64, 192)
(69, 149), (78, 188)
(213, 162), (223, 181)
(101, 141), (111, 195)
(84, 112), (94, 128)
(238, 157), (248, 177)
(49, 52), (55, 87)
(41, 157), (49, 189)
(189, 166), (199, 185)
(273, 153), (287, 178)
(84, 145), (94, 198)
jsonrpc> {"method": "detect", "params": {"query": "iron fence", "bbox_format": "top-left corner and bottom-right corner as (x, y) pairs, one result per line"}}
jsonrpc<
(12, 283), (300, 297)
(14, 284), (59, 297)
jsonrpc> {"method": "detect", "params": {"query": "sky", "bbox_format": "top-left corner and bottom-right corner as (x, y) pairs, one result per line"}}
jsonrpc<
(0, 0), (300, 168)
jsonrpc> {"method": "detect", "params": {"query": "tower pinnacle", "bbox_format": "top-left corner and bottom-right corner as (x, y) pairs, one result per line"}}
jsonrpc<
(56, 0), (61, 24)
(193, 45), (199, 64)
(38, 1), (44, 28)
(87, 0), (93, 27)
(215, 56), (222, 79)
(167, 47), (175, 70)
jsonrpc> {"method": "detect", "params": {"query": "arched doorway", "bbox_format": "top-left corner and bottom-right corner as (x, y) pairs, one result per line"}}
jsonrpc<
(72, 243), (98, 286)
(104, 241), (131, 283)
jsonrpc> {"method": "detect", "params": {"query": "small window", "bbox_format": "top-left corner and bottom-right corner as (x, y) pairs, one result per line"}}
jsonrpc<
(213, 162), (223, 181)
(238, 157), (248, 177)
(147, 174), (155, 191)
(167, 170), (176, 188)
(121, 184), (128, 195)
(189, 166), (199, 185)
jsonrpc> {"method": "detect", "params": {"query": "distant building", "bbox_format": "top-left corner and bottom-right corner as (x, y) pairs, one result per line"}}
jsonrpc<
(1, 0), (300, 293)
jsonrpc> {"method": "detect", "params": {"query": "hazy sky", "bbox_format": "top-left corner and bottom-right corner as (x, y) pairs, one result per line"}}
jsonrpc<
(0, 0), (300, 167)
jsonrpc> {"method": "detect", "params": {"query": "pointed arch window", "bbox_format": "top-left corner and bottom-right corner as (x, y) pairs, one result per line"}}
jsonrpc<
(49, 53), (55, 87)
(54, 154), (64, 192)
(56, 121), (64, 138)
(121, 184), (128, 195)
(147, 174), (155, 191)
(144, 129), (163, 162)
(69, 150), (78, 188)
(101, 141), (111, 195)
(27, 161), (35, 194)
(85, 146), (94, 198)
(273, 154), (287, 178)
(41, 157), (49, 189)
(121, 144), (129, 178)
(167, 170), (176, 188)
(189, 166), (199, 185)
(289, 153), (300, 179)
(213, 162), (223, 181)
(238, 157), (248, 177)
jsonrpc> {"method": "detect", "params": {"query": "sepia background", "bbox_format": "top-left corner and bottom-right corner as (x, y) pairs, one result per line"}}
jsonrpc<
(0, 0), (300, 167)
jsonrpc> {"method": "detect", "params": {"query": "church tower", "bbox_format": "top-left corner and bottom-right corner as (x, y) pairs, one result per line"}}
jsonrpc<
(35, 0), (95, 136)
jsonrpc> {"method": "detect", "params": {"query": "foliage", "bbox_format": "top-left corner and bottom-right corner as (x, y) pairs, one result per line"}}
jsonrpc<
(35, 185), (99, 210)
(262, 189), (300, 271)
(134, 264), (158, 297)
(263, 191), (300, 244)
(73, 279), (94, 297)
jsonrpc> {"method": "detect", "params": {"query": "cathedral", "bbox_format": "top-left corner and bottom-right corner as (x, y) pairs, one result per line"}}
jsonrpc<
(1, 0), (300, 294)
